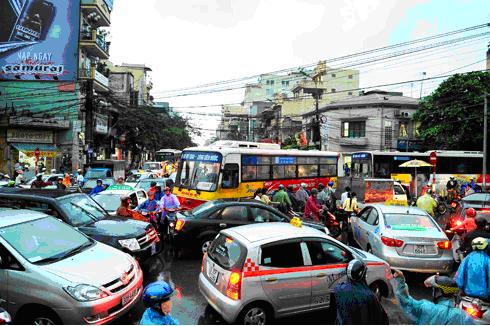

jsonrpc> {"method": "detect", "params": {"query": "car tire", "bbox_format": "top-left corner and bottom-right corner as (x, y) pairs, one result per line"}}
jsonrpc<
(369, 282), (383, 302)
(237, 303), (271, 325)
(23, 307), (61, 325)
(201, 235), (216, 254)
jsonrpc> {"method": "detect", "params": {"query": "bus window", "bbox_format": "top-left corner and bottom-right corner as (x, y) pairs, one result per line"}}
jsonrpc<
(242, 166), (257, 181)
(320, 164), (337, 177)
(374, 162), (390, 178)
(273, 165), (297, 179)
(298, 165), (318, 178)
(257, 165), (271, 180)
(222, 164), (239, 189)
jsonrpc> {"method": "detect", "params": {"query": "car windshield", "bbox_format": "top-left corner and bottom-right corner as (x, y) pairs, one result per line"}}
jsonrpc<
(136, 179), (166, 192)
(126, 174), (141, 182)
(85, 169), (110, 179)
(190, 201), (218, 216)
(384, 214), (437, 231)
(0, 216), (92, 264)
(176, 152), (222, 192)
(92, 193), (121, 212)
(208, 234), (246, 270)
(143, 163), (161, 170)
(83, 179), (114, 189)
(58, 194), (107, 226)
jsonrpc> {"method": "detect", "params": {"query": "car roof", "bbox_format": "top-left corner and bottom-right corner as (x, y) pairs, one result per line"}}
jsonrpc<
(0, 208), (48, 228)
(368, 204), (428, 215)
(94, 189), (136, 195)
(223, 222), (324, 245)
(0, 188), (79, 198)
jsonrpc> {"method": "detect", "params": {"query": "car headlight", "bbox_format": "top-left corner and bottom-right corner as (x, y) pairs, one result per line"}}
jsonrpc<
(64, 284), (108, 301)
(118, 238), (141, 251)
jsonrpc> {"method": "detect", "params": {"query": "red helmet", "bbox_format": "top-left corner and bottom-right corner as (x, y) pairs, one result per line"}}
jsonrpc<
(466, 207), (477, 218)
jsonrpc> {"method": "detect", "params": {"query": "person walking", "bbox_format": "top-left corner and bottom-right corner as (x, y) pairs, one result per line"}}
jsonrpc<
(341, 187), (351, 206)
(342, 192), (359, 214)
(332, 259), (388, 325)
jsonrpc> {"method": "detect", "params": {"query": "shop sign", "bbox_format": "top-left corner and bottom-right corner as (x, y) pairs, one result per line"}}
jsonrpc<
(9, 116), (69, 129)
(7, 129), (53, 143)
(95, 115), (108, 134)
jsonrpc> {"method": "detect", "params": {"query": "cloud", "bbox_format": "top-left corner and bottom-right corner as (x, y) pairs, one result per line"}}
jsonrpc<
(153, 0), (261, 28)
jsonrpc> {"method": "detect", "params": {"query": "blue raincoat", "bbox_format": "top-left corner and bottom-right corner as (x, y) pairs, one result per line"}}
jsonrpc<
(456, 250), (490, 300)
(140, 307), (179, 325)
(391, 276), (475, 325)
(89, 185), (105, 195)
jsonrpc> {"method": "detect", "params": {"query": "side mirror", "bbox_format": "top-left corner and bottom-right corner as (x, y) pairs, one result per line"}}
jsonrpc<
(0, 256), (3, 267)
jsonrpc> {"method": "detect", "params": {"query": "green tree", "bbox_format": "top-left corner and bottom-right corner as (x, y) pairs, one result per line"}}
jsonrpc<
(413, 71), (490, 150)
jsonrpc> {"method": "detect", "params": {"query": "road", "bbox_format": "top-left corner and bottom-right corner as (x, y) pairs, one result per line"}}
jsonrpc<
(116, 245), (434, 325)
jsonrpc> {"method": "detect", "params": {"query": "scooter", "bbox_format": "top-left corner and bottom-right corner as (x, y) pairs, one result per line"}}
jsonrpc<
(445, 218), (467, 263)
(459, 296), (490, 324)
(320, 209), (342, 239)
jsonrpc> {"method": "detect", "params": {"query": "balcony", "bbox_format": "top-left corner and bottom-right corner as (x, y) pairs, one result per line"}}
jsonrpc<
(79, 30), (110, 59)
(79, 66), (109, 92)
(81, 0), (111, 27)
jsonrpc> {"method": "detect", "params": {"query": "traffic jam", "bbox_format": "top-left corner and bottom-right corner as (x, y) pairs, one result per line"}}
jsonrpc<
(0, 141), (489, 325)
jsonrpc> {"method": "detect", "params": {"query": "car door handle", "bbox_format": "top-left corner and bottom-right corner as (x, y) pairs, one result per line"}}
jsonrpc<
(266, 277), (277, 282)
(219, 223), (227, 228)
(316, 273), (327, 278)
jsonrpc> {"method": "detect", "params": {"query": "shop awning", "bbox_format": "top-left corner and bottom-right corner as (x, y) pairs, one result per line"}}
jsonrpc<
(11, 143), (58, 158)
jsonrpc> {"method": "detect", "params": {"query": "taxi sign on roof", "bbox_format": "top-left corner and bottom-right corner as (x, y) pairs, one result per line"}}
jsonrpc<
(107, 184), (134, 191)
(290, 217), (302, 228)
(385, 199), (408, 207)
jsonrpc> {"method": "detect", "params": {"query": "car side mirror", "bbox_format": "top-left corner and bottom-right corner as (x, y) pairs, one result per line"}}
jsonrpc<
(0, 256), (3, 267)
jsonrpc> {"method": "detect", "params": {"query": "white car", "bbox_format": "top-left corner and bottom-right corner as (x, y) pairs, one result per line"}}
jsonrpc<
(20, 174), (64, 189)
(124, 173), (158, 188)
(199, 222), (392, 324)
(92, 185), (148, 216)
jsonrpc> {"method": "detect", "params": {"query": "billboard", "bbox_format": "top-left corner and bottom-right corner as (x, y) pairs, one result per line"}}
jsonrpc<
(0, 0), (81, 81)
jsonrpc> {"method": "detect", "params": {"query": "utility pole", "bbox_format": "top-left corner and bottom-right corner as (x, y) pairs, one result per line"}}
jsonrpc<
(484, 91), (488, 191)
(314, 90), (321, 150)
(85, 79), (95, 164)
(419, 72), (426, 98)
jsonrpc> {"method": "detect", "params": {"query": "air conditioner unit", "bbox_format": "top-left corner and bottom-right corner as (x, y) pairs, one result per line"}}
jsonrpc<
(399, 111), (412, 118)
(394, 110), (401, 117)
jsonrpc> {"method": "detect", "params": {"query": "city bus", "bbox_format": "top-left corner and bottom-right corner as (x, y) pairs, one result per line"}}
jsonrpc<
(155, 149), (182, 163)
(349, 150), (484, 196)
(173, 141), (339, 210)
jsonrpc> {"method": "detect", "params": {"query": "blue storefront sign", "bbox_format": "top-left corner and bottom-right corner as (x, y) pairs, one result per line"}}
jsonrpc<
(182, 151), (221, 163)
(394, 156), (411, 161)
(0, 0), (81, 81)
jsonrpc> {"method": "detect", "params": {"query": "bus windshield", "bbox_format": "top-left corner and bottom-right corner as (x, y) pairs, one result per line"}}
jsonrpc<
(177, 151), (222, 192)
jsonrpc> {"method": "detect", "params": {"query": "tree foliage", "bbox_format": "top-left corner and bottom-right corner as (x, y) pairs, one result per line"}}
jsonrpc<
(115, 106), (196, 166)
(413, 71), (490, 150)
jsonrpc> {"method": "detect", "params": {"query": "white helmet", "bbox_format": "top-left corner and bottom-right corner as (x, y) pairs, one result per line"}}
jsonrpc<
(301, 183), (307, 188)
(51, 169), (56, 173)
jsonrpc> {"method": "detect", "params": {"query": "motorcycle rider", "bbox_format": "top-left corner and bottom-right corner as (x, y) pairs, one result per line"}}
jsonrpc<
(316, 183), (326, 205)
(341, 186), (351, 206)
(451, 207), (478, 234)
(416, 189), (438, 218)
(14, 171), (25, 186)
(304, 188), (322, 222)
(116, 196), (147, 222)
(295, 183), (309, 209)
(456, 237), (490, 301)
(140, 281), (179, 325)
(332, 259), (388, 324)
(273, 184), (292, 214)
(31, 173), (52, 189)
(391, 270), (475, 325)
(159, 186), (180, 235)
(462, 217), (490, 254)
(55, 177), (66, 190)
(89, 179), (105, 195)
(447, 176), (458, 200)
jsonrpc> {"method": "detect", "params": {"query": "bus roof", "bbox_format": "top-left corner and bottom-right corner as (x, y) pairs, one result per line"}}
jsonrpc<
(182, 145), (339, 157)
(350, 150), (483, 158)
(156, 149), (182, 154)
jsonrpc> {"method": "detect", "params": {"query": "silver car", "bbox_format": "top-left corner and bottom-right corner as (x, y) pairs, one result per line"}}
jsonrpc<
(0, 209), (143, 324)
(199, 222), (392, 324)
(351, 204), (453, 273)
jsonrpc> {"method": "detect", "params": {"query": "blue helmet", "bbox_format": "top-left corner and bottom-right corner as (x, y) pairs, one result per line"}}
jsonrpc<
(328, 181), (334, 187)
(278, 184), (284, 190)
(142, 281), (174, 308)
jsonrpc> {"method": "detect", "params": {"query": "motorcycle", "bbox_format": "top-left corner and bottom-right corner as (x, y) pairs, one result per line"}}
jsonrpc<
(445, 217), (467, 263)
(448, 195), (462, 214)
(320, 209), (342, 239)
(432, 193), (448, 217)
(459, 296), (490, 324)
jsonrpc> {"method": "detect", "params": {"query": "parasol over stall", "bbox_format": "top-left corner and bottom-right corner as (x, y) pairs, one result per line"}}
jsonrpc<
(399, 159), (433, 199)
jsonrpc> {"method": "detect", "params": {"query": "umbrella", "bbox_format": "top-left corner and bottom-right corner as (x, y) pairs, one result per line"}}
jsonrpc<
(399, 159), (433, 198)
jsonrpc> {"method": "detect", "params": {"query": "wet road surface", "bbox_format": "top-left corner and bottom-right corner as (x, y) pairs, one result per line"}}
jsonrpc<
(116, 245), (435, 325)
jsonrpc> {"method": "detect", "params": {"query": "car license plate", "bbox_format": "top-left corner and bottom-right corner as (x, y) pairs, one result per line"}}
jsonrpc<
(151, 242), (157, 255)
(414, 245), (426, 254)
(207, 264), (219, 284)
(122, 288), (138, 306)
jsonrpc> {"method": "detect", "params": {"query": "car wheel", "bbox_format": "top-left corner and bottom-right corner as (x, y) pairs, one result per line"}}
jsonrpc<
(201, 236), (216, 254)
(26, 308), (61, 325)
(238, 304), (270, 325)
(369, 282), (383, 302)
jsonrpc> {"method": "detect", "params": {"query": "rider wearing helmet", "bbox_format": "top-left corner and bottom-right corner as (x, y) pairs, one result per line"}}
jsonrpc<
(452, 208), (478, 233)
(416, 188), (438, 217)
(272, 184), (292, 214)
(89, 179), (105, 195)
(140, 281), (179, 325)
(332, 259), (388, 324)
(391, 270), (474, 324)
(456, 237), (490, 301)
(462, 217), (489, 254)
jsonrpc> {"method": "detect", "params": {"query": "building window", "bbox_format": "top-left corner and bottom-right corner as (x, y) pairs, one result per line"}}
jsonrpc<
(331, 73), (336, 77)
(348, 92), (353, 96)
(384, 121), (393, 149)
(331, 89), (336, 93)
(348, 74), (353, 79)
(341, 121), (366, 138)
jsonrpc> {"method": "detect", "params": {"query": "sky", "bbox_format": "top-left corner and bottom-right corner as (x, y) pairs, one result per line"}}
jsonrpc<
(108, 0), (490, 145)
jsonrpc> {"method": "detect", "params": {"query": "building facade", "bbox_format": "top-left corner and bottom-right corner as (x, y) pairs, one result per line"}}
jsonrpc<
(303, 90), (420, 152)
(109, 63), (153, 107)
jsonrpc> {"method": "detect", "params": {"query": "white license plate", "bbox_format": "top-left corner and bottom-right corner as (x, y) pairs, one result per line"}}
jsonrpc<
(151, 242), (157, 255)
(122, 288), (138, 306)
(414, 245), (426, 254)
(207, 263), (219, 283)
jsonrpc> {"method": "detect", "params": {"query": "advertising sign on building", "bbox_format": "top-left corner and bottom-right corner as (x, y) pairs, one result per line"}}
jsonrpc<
(7, 129), (53, 143)
(9, 116), (69, 129)
(95, 114), (108, 134)
(0, 0), (81, 81)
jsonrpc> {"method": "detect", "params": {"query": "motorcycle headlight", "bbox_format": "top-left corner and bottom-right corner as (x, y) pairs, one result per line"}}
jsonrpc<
(118, 238), (141, 251)
(64, 284), (108, 301)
